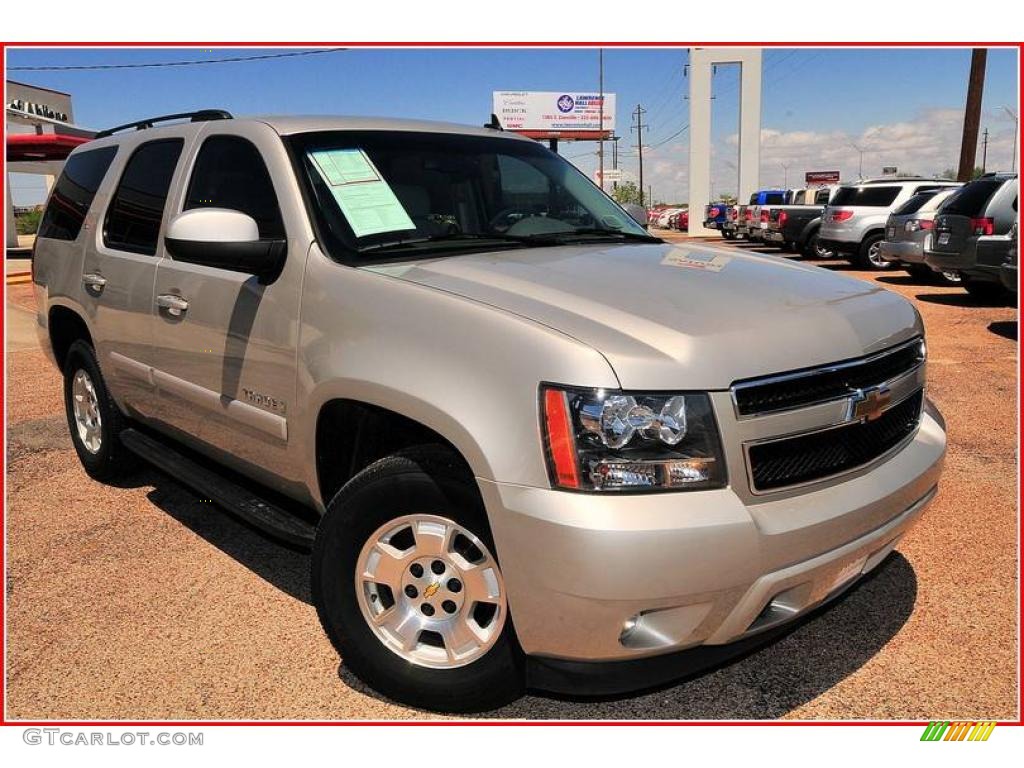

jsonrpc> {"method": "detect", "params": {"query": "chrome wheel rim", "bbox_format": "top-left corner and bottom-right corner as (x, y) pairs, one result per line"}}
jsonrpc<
(355, 513), (506, 669)
(867, 240), (889, 268)
(942, 270), (962, 283)
(812, 238), (831, 259)
(71, 369), (102, 454)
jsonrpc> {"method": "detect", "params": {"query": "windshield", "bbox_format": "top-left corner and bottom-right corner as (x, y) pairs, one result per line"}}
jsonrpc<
(287, 130), (655, 260)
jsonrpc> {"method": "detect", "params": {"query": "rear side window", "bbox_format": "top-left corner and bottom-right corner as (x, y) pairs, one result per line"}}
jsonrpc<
(940, 179), (1004, 216)
(183, 135), (285, 239)
(829, 185), (900, 207)
(104, 138), (184, 255)
(814, 188), (831, 204)
(764, 192), (786, 205)
(892, 191), (938, 216)
(37, 146), (118, 241)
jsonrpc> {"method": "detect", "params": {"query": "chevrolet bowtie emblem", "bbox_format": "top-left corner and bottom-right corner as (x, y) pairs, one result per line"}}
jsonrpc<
(850, 386), (892, 422)
(423, 582), (441, 599)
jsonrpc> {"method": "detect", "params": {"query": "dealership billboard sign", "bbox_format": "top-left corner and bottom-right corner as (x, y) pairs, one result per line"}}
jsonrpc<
(805, 170), (841, 186)
(493, 91), (615, 138)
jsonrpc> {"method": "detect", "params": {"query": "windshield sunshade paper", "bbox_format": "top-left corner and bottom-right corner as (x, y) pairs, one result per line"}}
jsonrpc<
(308, 149), (416, 238)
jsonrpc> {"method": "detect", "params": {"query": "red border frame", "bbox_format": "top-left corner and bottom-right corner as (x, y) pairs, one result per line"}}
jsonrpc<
(1, 40), (1021, 728)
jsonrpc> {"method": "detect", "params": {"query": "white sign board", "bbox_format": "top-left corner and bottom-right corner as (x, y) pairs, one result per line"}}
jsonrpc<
(493, 91), (616, 133)
(595, 168), (623, 183)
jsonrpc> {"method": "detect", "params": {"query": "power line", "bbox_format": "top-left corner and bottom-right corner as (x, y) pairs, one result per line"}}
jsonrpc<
(9, 48), (347, 71)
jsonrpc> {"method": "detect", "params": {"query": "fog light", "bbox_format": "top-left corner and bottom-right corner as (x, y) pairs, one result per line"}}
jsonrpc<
(589, 457), (717, 490)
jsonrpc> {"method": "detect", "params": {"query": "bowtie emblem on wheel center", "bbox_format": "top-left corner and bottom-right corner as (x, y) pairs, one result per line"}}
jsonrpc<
(849, 385), (892, 423)
(423, 581), (441, 599)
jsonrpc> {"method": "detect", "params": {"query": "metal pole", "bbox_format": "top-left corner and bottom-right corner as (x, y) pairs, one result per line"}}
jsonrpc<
(981, 127), (989, 173)
(598, 48), (605, 192)
(1004, 106), (1018, 173)
(957, 48), (987, 182)
(632, 104), (647, 206)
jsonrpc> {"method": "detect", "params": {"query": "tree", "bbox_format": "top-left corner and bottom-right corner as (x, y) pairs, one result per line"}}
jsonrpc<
(612, 181), (642, 206)
(940, 166), (984, 181)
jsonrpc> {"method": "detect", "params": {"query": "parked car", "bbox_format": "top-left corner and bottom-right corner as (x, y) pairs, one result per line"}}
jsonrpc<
(702, 202), (731, 234)
(668, 209), (689, 231)
(763, 185), (839, 257)
(878, 188), (961, 283)
(741, 189), (789, 241)
(924, 173), (1019, 299)
(720, 205), (741, 239)
(32, 110), (946, 713)
(819, 178), (961, 270)
(1000, 220), (1017, 294)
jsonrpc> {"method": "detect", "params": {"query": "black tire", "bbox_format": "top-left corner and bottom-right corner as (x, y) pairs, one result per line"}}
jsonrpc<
(312, 445), (524, 713)
(906, 263), (936, 282)
(62, 340), (137, 482)
(963, 278), (1008, 303)
(853, 233), (892, 270)
(803, 230), (830, 259)
(722, 231), (736, 241)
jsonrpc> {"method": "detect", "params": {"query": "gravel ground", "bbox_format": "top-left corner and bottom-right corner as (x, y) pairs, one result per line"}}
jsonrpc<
(4, 242), (1019, 721)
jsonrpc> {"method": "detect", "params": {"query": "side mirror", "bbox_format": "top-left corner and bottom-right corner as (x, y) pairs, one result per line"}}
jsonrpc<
(164, 208), (286, 283)
(621, 203), (649, 229)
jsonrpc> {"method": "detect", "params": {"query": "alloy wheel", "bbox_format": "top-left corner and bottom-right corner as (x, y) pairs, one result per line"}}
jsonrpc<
(71, 369), (103, 454)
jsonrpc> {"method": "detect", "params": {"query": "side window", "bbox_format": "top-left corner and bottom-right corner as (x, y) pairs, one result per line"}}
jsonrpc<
(104, 138), (184, 255)
(815, 188), (831, 205)
(184, 135), (285, 239)
(37, 146), (118, 241)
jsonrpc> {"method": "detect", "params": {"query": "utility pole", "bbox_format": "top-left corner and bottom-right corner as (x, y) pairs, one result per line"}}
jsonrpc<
(981, 127), (989, 173)
(631, 103), (647, 206)
(1005, 106), (1019, 173)
(957, 48), (987, 182)
(781, 162), (791, 188)
(611, 134), (620, 192)
(598, 48), (604, 192)
(849, 142), (866, 179)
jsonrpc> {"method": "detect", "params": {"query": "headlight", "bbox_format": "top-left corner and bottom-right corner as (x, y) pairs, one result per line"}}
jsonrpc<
(541, 386), (726, 492)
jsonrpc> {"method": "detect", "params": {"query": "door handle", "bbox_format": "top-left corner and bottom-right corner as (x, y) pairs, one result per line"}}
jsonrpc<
(156, 293), (190, 317)
(82, 272), (107, 291)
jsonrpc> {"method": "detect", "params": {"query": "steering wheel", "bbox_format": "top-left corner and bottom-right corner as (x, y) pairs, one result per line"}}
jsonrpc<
(487, 206), (543, 233)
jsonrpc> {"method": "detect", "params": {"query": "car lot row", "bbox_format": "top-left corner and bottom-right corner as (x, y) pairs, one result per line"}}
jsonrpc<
(698, 174), (1018, 302)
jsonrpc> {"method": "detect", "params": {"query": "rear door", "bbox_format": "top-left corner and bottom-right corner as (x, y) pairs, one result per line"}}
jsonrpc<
(82, 133), (192, 422)
(933, 179), (1005, 255)
(149, 123), (305, 487)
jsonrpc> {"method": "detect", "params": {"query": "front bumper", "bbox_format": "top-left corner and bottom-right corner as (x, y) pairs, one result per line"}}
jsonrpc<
(879, 239), (925, 265)
(479, 408), (944, 667)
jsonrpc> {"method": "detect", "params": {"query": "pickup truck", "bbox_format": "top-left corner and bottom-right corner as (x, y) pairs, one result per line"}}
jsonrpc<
(702, 202), (732, 237)
(32, 111), (946, 713)
(762, 186), (838, 257)
(745, 189), (790, 240)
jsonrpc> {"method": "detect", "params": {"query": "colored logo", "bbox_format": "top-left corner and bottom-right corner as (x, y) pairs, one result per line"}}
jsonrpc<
(423, 581), (441, 599)
(557, 94), (575, 113)
(920, 721), (996, 742)
(850, 386), (892, 422)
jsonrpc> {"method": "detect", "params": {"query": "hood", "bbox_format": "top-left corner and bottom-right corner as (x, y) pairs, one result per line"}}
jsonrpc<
(362, 241), (921, 390)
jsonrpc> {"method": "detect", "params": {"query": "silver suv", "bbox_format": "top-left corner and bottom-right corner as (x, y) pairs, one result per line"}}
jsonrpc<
(820, 178), (961, 270)
(32, 111), (946, 713)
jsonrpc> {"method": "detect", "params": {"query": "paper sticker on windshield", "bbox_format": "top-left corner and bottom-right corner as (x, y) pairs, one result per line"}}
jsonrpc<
(308, 149), (415, 238)
(661, 250), (732, 273)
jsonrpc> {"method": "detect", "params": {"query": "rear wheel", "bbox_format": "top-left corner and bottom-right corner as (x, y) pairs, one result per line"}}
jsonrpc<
(62, 340), (137, 482)
(312, 446), (523, 713)
(854, 233), (892, 270)
(906, 264), (935, 282)
(803, 230), (831, 259)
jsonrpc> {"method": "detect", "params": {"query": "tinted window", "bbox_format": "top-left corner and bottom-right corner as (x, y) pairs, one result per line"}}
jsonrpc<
(104, 139), (183, 255)
(764, 192), (786, 204)
(748, 193), (757, 204)
(830, 185), (900, 207)
(892, 191), (938, 216)
(814, 188), (831, 204)
(37, 146), (118, 241)
(940, 179), (1004, 216)
(184, 135), (285, 239)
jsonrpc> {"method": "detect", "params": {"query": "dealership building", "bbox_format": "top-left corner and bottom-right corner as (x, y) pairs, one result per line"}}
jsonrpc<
(6, 80), (94, 249)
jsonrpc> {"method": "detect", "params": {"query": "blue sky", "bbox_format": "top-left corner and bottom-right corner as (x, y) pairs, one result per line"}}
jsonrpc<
(7, 46), (1019, 204)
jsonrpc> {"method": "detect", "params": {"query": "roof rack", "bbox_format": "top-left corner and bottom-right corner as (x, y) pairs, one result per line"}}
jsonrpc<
(94, 109), (233, 139)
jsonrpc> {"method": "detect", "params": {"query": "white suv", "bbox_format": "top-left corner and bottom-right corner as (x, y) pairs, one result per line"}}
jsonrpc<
(819, 178), (961, 270)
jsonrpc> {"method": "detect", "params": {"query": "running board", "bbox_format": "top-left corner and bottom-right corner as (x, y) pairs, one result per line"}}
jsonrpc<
(120, 428), (316, 550)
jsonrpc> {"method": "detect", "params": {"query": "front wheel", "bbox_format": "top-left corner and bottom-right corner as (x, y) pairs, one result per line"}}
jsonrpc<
(854, 234), (892, 270)
(312, 447), (523, 713)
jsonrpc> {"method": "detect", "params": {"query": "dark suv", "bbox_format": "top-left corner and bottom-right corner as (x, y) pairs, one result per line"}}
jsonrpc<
(924, 173), (1018, 299)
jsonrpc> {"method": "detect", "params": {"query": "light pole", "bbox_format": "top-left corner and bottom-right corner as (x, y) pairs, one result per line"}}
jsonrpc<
(1004, 106), (1018, 173)
(849, 141), (866, 179)
(780, 162), (790, 189)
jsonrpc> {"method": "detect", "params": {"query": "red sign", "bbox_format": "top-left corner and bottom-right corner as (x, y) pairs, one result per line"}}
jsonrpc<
(805, 170), (841, 186)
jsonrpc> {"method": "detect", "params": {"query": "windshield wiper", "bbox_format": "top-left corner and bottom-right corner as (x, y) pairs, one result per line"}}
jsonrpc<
(358, 232), (528, 253)
(515, 228), (661, 244)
